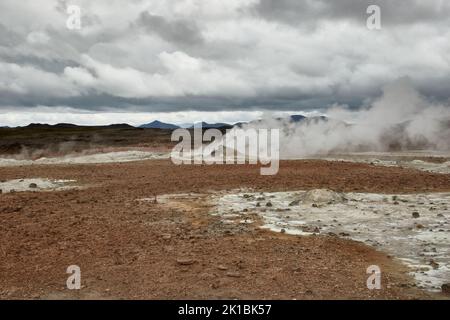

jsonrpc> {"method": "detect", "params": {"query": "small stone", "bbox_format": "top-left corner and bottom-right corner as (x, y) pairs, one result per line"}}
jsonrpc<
(225, 272), (241, 278)
(289, 200), (300, 206)
(412, 212), (420, 218)
(280, 228), (286, 234)
(393, 201), (399, 205)
(328, 232), (337, 237)
(266, 202), (272, 207)
(210, 282), (219, 289)
(312, 203), (318, 208)
(441, 283), (450, 295)
(217, 265), (228, 271)
(416, 224), (424, 229)
(429, 260), (439, 270)
(176, 258), (195, 266)
(161, 234), (171, 240)
(256, 202), (260, 207)
(437, 213), (444, 218)
(28, 183), (38, 189)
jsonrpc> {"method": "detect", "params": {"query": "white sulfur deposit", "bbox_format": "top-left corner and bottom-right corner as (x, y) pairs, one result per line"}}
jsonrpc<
(0, 178), (77, 193)
(214, 190), (450, 292)
(0, 151), (169, 167)
(317, 152), (450, 174)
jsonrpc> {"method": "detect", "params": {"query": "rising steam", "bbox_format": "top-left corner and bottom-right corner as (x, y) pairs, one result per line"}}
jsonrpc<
(233, 78), (450, 158)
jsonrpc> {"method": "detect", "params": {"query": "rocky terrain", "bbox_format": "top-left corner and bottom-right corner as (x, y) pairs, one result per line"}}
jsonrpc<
(1, 157), (450, 299)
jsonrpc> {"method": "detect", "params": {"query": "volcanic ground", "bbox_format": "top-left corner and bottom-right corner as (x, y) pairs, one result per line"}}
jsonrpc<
(1, 153), (450, 299)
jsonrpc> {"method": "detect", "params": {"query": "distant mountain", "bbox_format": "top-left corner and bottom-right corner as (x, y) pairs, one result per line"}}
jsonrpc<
(106, 123), (135, 129)
(139, 120), (180, 129)
(190, 122), (233, 129)
(23, 123), (81, 129)
(22, 123), (134, 129)
(233, 121), (248, 127)
(288, 115), (307, 122)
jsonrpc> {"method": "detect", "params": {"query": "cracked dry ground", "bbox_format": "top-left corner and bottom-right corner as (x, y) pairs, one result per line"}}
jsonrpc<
(1, 160), (450, 299)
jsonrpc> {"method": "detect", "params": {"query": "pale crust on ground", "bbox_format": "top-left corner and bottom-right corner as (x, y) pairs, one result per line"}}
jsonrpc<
(1, 160), (450, 299)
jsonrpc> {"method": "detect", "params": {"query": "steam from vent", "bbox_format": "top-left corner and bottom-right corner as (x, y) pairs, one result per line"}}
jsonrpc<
(233, 78), (450, 158)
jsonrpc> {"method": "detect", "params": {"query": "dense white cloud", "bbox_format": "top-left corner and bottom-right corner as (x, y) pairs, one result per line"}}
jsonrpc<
(0, 0), (449, 125)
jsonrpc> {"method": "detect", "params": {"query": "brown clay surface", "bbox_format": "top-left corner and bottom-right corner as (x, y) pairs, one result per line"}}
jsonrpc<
(1, 159), (450, 299)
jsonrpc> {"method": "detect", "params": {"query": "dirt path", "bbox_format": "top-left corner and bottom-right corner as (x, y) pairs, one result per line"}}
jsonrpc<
(1, 160), (449, 299)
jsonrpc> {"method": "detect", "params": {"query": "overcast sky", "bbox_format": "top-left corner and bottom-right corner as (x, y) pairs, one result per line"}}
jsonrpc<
(0, 0), (449, 126)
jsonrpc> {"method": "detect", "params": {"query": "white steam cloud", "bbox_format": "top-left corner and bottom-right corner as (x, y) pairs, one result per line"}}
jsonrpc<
(235, 78), (450, 158)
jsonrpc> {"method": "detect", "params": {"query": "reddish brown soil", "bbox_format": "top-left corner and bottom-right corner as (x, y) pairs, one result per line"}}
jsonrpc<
(1, 159), (449, 300)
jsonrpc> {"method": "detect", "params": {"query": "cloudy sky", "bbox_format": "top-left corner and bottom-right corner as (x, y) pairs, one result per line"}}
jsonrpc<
(0, 0), (449, 126)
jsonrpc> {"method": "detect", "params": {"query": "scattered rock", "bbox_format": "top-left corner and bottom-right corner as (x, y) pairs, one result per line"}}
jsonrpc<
(412, 212), (420, 219)
(28, 183), (38, 189)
